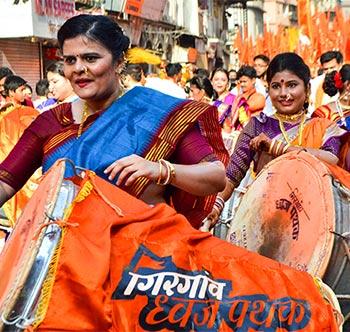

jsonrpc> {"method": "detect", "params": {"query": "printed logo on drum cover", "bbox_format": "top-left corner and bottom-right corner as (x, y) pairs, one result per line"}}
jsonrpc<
(112, 245), (311, 331)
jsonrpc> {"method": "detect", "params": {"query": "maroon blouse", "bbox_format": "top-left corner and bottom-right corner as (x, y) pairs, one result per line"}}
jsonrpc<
(0, 103), (216, 192)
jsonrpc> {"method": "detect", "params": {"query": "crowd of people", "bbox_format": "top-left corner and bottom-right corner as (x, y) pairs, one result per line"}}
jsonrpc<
(0, 13), (349, 329)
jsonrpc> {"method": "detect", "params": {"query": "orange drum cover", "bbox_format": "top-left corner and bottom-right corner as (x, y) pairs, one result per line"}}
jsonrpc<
(0, 160), (339, 331)
(227, 151), (335, 277)
(0, 160), (65, 321)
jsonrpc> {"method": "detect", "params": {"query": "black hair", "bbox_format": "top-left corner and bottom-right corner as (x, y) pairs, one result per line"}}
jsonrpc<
(24, 83), (32, 93)
(320, 51), (343, 65)
(193, 68), (210, 78)
(57, 14), (130, 62)
(323, 64), (350, 97)
(267, 53), (310, 86)
(46, 61), (65, 77)
(36, 79), (50, 96)
(253, 54), (270, 64)
(3, 75), (26, 96)
(189, 75), (214, 99)
(237, 65), (257, 79)
(165, 63), (182, 77)
(267, 52), (311, 109)
(0, 67), (13, 80)
(123, 64), (143, 82)
(210, 67), (229, 81)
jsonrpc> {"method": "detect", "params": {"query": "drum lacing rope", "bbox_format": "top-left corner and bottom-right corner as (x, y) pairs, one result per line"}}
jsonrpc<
(32, 214), (79, 241)
(313, 277), (344, 330)
(88, 174), (124, 217)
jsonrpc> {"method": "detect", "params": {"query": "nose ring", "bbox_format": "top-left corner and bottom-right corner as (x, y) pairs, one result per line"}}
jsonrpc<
(286, 93), (291, 101)
(82, 66), (88, 75)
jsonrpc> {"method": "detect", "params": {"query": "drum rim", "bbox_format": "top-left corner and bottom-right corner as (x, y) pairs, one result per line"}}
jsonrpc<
(0, 160), (67, 325)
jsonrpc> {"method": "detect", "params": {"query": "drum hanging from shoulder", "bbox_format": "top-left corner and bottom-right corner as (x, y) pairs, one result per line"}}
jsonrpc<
(226, 151), (350, 324)
(0, 158), (342, 331)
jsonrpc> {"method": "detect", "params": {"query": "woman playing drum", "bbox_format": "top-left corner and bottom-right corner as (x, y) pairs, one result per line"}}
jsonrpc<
(0, 14), (228, 229)
(205, 52), (347, 228)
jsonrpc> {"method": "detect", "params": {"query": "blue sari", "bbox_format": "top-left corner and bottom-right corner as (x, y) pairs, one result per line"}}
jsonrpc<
(43, 87), (187, 180)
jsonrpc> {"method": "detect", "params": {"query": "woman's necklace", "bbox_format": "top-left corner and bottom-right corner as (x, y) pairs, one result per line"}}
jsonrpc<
(274, 109), (304, 122)
(275, 112), (306, 146)
(77, 102), (89, 138)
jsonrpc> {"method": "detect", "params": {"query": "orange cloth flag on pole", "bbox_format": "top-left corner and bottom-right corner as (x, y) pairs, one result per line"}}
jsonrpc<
(0, 105), (40, 225)
(297, 0), (312, 41)
(0, 161), (340, 331)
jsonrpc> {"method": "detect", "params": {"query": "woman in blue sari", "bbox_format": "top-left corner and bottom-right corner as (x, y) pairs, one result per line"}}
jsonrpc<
(0, 15), (228, 228)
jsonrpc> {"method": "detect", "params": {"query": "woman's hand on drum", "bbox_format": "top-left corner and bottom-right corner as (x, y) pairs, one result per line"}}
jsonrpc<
(250, 133), (272, 153)
(104, 154), (159, 186)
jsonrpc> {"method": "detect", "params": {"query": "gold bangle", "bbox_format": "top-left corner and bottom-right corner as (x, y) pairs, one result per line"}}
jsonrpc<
(163, 159), (175, 184)
(157, 159), (176, 185)
(156, 160), (164, 185)
(282, 143), (290, 154)
(273, 141), (282, 157)
(276, 142), (286, 156)
(268, 139), (276, 155)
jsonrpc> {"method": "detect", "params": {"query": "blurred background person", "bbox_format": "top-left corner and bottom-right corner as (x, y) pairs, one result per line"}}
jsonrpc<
(193, 68), (209, 78)
(145, 62), (186, 98)
(0, 67), (13, 108)
(47, 61), (77, 106)
(312, 64), (350, 130)
(235, 65), (265, 121)
(228, 69), (238, 90)
(22, 83), (34, 107)
(33, 79), (56, 112)
(309, 51), (343, 114)
(121, 63), (145, 92)
(211, 68), (236, 126)
(211, 67), (242, 154)
(253, 54), (270, 95)
(0, 74), (39, 225)
(188, 75), (214, 103)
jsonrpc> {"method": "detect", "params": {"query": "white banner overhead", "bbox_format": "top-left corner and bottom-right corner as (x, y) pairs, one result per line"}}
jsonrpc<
(0, 0), (76, 40)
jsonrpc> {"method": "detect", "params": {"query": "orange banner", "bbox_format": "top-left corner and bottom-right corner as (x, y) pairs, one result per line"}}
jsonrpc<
(0, 162), (339, 331)
(0, 105), (39, 225)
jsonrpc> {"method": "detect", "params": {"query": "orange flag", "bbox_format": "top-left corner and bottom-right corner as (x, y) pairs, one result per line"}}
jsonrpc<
(297, 0), (312, 40)
(0, 161), (340, 331)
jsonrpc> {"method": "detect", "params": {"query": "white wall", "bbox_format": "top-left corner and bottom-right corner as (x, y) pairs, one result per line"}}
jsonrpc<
(0, 0), (75, 40)
(0, 0), (33, 38)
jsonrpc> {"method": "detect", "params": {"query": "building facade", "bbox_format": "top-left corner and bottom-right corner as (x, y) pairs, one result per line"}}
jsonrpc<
(263, 0), (297, 33)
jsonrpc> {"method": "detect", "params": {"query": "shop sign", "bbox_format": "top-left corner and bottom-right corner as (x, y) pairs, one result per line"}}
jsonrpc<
(34, 0), (75, 19)
(124, 0), (166, 21)
(124, 0), (144, 16)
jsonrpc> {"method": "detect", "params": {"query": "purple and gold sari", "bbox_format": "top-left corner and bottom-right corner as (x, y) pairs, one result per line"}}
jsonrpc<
(226, 113), (346, 187)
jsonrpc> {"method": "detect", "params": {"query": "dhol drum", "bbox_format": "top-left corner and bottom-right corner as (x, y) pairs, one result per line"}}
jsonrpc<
(0, 159), (343, 331)
(0, 160), (78, 331)
(226, 151), (350, 324)
(213, 170), (254, 240)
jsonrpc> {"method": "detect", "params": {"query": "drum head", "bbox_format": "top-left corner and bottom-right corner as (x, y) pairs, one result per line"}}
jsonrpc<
(227, 151), (335, 277)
